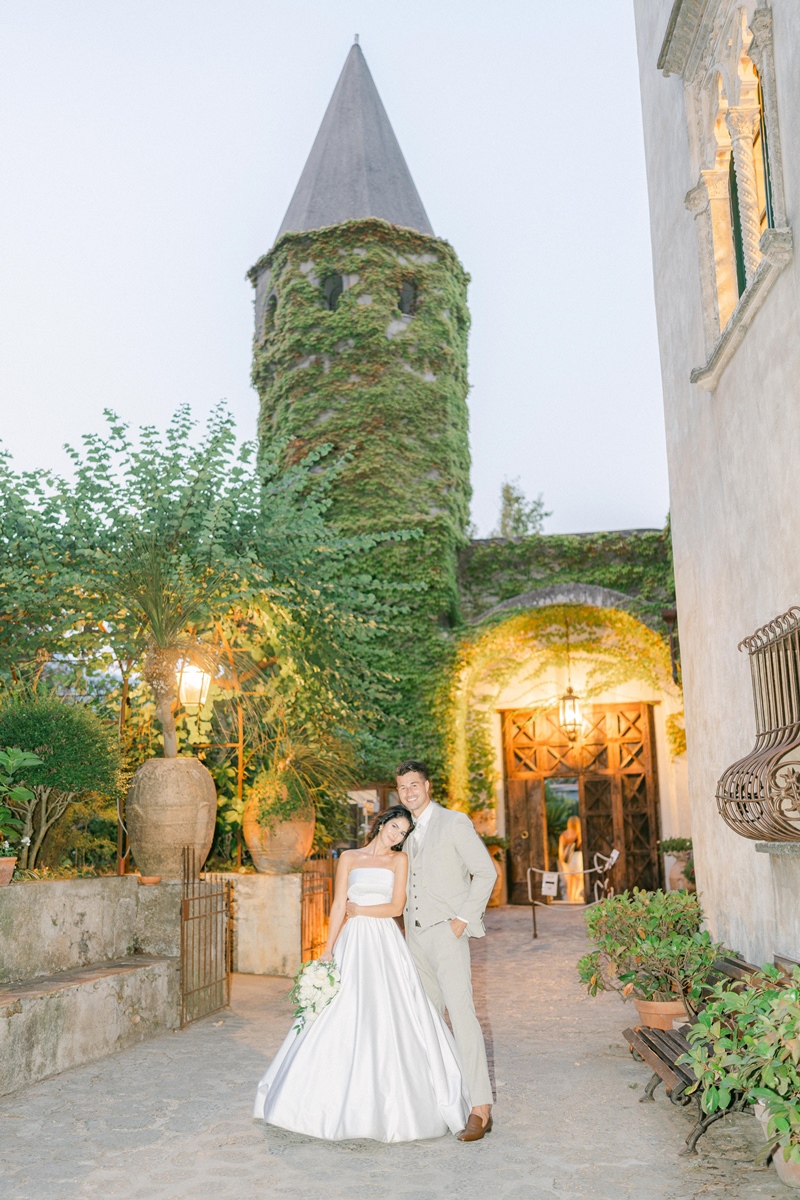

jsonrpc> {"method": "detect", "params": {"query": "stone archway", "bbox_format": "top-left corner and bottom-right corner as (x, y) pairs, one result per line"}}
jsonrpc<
(447, 599), (683, 898)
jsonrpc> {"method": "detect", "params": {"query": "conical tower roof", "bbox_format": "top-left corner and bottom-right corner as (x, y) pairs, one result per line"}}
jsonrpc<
(276, 42), (433, 240)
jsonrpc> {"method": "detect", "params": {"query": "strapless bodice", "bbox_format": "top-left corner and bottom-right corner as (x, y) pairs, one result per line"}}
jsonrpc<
(347, 866), (394, 906)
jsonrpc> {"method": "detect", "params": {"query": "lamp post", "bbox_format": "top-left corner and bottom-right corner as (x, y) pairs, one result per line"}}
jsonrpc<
(177, 662), (213, 711)
(559, 609), (585, 741)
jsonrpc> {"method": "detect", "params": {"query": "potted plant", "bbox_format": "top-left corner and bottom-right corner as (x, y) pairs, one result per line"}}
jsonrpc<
(481, 835), (509, 907)
(577, 888), (720, 1029)
(0, 748), (43, 884)
(659, 836), (695, 893)
(243, 730), (352, 874)
(680, 965), (800, 1186)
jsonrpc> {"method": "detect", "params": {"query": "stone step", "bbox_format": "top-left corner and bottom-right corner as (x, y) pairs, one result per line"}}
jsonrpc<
(0, 954), (180, 1097)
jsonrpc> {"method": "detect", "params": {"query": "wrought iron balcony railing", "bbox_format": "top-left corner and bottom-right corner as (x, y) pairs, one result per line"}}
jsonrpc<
(717, 605), (800, 841)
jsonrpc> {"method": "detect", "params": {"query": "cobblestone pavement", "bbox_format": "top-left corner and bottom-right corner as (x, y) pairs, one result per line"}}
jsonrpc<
(3, 905), (787, 1200)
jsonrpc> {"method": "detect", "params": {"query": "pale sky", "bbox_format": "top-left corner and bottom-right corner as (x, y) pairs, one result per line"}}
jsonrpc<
(0, 0), (668, 536)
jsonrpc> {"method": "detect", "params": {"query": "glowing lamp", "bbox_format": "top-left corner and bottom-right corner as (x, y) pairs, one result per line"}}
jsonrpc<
(559, 686), (583, 742)
(178, 662), (212, 710)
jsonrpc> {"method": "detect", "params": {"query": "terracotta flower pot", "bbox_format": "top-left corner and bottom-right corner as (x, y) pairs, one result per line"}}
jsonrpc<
(633, 997), (688, 1030)
(0, 856), (17, 886)
(243, 793), (315, 874)
(127, 756), (217, 879)
(754, 1103), (800, 1188)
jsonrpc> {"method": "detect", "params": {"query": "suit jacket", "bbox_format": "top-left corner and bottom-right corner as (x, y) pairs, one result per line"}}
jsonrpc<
(404, 802), (497, 938)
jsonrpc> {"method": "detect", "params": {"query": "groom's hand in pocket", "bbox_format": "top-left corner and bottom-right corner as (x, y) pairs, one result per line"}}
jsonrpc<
(450, 918), (467, 939)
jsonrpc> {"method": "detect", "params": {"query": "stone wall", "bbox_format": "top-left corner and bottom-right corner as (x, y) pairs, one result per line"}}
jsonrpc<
(633, 0), (800, 962)
(219, 872), (302, 978)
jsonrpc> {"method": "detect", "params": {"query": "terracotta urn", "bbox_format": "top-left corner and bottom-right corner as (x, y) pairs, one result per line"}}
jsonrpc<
(127, 757), (216, 879)
(487, 846), (508, 907)
(0, 856), (17, 886)
(633, 996), (688, 1030)
(243, 793), (315, 874)
(668, 852), (695, 892)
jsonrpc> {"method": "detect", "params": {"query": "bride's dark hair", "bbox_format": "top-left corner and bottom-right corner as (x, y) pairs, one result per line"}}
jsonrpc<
(366, 805), (414, 851)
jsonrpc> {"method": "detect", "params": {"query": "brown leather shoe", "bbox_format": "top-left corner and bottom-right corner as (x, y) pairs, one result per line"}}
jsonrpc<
(457, 1113), (493, 1142)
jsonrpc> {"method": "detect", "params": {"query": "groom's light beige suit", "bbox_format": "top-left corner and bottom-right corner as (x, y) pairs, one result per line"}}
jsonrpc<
(404, 801), (497, 1108)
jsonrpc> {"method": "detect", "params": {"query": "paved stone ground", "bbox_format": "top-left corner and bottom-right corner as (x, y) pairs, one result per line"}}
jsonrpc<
(3, 906), (787, 1200)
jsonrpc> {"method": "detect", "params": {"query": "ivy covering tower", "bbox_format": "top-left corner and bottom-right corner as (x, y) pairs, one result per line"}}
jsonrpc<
(249, 42), (472, 780)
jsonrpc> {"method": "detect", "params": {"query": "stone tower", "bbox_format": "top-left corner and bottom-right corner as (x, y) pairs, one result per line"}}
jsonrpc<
(249, 42), (471, 778)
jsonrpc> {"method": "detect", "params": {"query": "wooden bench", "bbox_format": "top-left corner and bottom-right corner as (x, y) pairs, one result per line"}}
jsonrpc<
(622, 954), (761, 1155)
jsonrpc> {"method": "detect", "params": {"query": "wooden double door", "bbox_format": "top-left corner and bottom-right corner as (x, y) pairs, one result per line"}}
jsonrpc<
(503, 703), (662, 904)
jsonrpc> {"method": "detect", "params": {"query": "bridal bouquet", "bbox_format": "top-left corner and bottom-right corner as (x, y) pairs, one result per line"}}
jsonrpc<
(290, 959), (341, 1032)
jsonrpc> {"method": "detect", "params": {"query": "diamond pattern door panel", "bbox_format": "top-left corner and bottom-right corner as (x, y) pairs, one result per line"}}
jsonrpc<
(503, 703), (662, 900)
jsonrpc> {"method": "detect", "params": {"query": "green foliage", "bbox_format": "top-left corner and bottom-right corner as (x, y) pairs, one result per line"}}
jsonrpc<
(491, 479), (550, 538)
(480, 834), (509, 850)
(545, 780), (578, 861)
(659, 837), (693, 854)
(251, 218), (472, 785)
(665, 710), (687, 758)
(0, 693), (120, 868)
(678, 964), (800, 1163)
(577, 888), (719, 1003)
(246, 727), (353, 846)
(458, 526), (675, 628)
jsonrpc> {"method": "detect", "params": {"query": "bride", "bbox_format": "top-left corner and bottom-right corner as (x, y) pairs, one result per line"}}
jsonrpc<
(254, 805), (470, 1142)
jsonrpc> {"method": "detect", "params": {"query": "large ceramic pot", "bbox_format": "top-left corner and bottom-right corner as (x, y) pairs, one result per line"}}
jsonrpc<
(0, 856), (17, 886)
(633, 997), (688, 1030)
(243, 793), (315, 874)
(127, 757), (216, 879)
(668, 852), (695, 893)
(487, 846), (507, 907)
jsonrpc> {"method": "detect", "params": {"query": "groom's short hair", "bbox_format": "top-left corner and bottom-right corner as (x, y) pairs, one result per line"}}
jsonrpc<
(396, 759), (429, 781)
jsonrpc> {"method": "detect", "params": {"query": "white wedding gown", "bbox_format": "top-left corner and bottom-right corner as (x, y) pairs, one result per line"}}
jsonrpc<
(254, 866), (470, 1142)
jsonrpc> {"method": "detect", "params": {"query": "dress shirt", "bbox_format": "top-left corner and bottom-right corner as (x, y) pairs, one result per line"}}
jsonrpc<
(411, 803), (469, 926)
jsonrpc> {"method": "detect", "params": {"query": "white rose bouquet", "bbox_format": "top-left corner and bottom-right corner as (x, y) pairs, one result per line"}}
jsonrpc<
(289, 958), (341, 1032)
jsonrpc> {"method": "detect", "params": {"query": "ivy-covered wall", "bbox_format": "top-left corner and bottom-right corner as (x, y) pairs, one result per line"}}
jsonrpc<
(249, 218), (472, 783)
(458, 527), (675, 627)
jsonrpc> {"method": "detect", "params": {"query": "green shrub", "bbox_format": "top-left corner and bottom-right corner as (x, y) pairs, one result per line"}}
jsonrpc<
(577, 888), (719, 1004)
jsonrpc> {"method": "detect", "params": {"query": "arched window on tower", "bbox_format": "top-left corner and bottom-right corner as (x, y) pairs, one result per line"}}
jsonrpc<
(321, 274), (343, 311)
(398, 281), (418, 316)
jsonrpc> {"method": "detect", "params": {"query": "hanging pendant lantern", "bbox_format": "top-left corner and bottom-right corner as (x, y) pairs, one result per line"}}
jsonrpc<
(559, 685), (583, 742)
(177, 661), (213, 711)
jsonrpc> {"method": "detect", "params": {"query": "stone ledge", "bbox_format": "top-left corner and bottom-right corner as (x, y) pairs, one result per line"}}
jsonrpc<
(755, 842), (800, 856)
(0, 954), (180, 1097)
(0, 955), (170, 1006)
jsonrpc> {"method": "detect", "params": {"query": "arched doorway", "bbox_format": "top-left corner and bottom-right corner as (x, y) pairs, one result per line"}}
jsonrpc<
(447, 594), (686, 903)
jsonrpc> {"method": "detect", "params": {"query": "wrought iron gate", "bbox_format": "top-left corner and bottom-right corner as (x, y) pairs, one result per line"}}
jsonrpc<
(301, 857), (334, 961)
(504, 703), (662, 902)
(180, 848), (232, 1027)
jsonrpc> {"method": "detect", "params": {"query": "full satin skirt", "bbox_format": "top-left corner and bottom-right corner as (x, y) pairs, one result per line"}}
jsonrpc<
(254, 915), (470, 1142)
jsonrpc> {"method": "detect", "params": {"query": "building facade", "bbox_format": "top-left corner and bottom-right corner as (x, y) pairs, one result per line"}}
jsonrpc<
(633, 1), (800, 960)
(252, 41), (690, 901)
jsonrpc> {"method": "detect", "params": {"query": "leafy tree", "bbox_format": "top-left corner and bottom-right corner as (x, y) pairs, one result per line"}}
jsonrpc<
(0, 405), (412, 834)
(492, 478), (551, 538)
(0, 694), (120, 868)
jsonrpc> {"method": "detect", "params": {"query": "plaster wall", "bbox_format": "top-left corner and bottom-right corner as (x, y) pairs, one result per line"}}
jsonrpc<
(633, 0), (800, 962)
(219, 872), (302, 978)
(490, 660), (689, 852)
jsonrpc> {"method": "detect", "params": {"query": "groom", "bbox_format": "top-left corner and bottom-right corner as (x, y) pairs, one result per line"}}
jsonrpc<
(397, 760), (497, 1142)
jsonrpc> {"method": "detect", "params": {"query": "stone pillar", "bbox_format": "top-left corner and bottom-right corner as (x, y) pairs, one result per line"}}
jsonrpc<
(699, 168), (740, 330)
(685, 178), (721, 349)
(726, 107), (763, 284)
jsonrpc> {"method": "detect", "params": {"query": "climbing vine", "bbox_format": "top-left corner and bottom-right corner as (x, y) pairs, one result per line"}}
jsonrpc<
(250, 218), (472, 784)
(446, 604), (681, 815)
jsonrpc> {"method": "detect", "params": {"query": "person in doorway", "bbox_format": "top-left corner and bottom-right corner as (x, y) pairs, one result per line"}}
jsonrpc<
(387, 760), (497, 1143)
(253, 805), (470, 1142)
(558, 815), (585, 903)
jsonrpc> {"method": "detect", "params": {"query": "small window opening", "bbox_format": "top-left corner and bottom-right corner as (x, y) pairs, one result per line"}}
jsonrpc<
(321, 274), (343, 311)
(728, 155), (747, 299)
(398, 281), (418, 316)
(754, 75), (774, 234)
